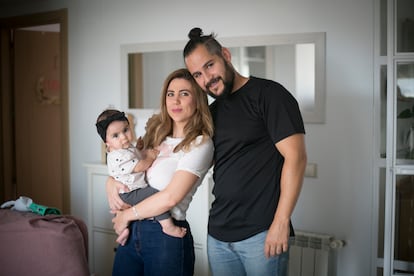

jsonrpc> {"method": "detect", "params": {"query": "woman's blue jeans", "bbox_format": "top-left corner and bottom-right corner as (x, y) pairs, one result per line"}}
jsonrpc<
(112, 219), (194, 276)
(207, 231), (290, 276)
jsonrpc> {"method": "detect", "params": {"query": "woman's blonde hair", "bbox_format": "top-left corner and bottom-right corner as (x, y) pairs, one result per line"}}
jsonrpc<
(142, 68), (213, 152)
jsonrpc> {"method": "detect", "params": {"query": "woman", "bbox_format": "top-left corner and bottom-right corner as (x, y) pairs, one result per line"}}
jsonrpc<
(106, 68), (214, 276)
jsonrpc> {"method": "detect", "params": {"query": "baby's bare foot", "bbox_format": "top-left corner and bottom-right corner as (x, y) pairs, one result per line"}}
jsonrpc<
(163, 225), (187, 238)
(159, 218), (187, 238)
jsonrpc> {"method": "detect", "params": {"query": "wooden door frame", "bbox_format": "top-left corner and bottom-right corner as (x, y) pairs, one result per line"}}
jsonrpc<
(0, 9), (70, 213)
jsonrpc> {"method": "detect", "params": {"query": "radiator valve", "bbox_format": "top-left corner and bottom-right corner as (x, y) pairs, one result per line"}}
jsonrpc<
(330, 239), (345, 249)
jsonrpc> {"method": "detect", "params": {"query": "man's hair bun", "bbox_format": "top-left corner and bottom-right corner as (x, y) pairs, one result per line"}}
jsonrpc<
(188, 27), (203, 40)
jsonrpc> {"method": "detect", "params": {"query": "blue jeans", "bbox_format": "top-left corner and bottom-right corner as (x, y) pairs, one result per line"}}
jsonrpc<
(112, 219), (194, 276)
(207, 231), (290, 276)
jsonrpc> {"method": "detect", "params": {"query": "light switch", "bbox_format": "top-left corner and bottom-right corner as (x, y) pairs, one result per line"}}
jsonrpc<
(304, 163), (317, 178)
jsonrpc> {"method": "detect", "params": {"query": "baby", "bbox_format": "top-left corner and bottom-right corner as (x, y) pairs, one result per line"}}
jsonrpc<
(96, 109), (186, 245)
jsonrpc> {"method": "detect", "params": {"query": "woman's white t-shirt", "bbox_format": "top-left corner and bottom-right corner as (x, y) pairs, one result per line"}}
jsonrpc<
(146, 135), (213, 221)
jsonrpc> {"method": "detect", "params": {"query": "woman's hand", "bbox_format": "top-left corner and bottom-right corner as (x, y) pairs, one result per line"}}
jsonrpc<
(106, 177), (131, 211)
(112, 209), (129, 235)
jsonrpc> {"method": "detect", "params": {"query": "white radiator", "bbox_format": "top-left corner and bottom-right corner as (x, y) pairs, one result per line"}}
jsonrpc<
(288, 230), (344, 276)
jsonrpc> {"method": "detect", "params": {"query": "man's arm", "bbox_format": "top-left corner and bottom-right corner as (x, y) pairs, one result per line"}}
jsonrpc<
(264, 133), (307, 258)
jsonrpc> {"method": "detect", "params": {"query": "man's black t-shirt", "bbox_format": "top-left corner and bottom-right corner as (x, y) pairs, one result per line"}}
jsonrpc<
(208, 77), (305, 242)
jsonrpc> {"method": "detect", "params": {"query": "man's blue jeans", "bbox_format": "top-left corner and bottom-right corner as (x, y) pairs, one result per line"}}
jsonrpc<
(112, 219), (194, 276)
(207, 231), (290, 276)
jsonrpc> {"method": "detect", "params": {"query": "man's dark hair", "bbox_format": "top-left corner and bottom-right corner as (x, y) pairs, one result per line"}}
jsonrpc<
(183, 27), (223, 59)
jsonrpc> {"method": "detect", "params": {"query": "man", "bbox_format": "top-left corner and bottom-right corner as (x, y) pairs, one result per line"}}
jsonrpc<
(183, 27), (307, 276)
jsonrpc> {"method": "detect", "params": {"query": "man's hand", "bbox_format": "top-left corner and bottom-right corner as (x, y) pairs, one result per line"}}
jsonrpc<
(264, 218), (290, 258)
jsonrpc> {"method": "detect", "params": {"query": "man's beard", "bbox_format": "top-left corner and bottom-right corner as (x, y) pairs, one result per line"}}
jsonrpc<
(206, 62), (235, 100)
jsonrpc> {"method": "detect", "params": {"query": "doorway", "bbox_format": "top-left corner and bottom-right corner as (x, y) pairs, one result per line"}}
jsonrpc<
(0, 9), (69, 213)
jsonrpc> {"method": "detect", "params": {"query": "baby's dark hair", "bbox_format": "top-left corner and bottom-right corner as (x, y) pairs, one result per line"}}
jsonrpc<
(96, 109), (122, 124)
(183, 27), (223, 59)
(95, 109), (128, 142)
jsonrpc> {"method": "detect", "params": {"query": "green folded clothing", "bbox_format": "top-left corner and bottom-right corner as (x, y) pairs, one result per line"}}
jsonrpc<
(29, 203), (61, 215)
(1, 196), (61, 216)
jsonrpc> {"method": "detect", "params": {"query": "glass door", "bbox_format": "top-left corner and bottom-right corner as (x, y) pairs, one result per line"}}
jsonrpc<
(380, 0), (414, 275)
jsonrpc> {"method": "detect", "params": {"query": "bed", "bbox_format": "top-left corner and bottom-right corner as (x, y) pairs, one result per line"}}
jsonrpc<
(0, 209), (89, 276)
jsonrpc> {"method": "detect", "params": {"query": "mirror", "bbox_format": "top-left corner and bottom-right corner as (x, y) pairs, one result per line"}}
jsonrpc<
(121, 32), (326, 123)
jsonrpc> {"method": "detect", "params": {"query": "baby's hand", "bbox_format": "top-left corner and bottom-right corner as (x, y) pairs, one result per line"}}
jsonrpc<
(146, 148), (159, 160)
(136, 137), (144, 151)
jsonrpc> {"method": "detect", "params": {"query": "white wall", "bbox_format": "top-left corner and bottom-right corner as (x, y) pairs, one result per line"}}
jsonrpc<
(1, 0), (376, 275)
